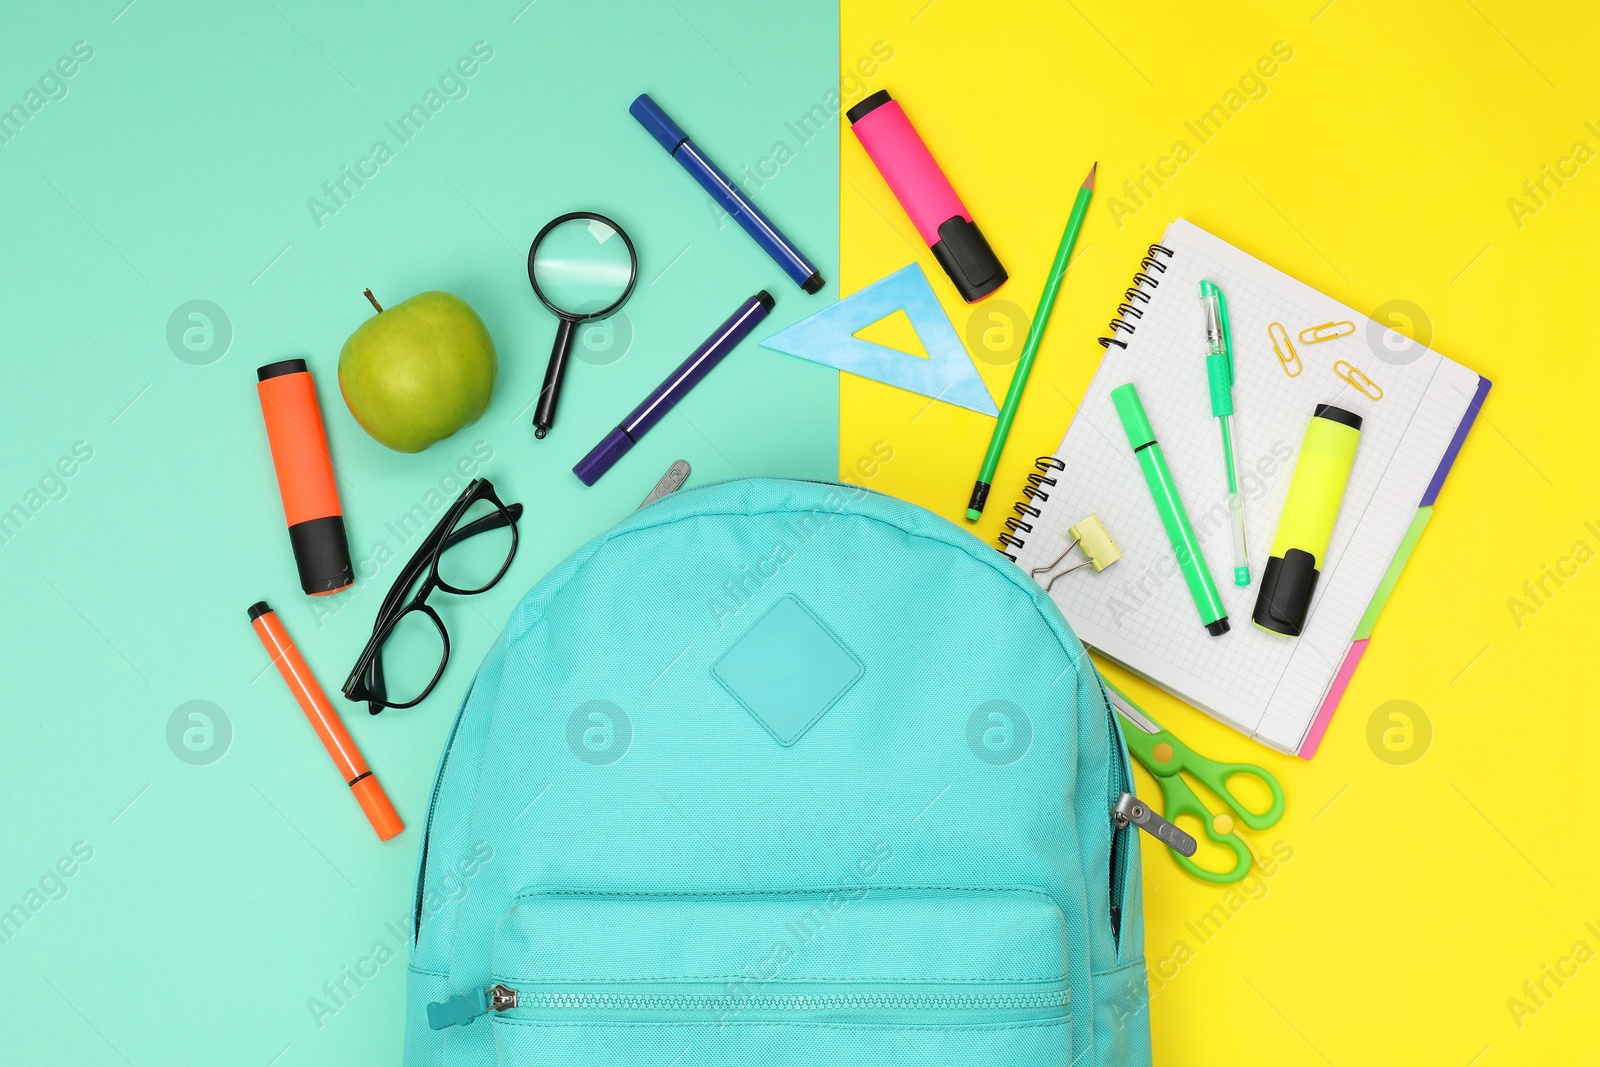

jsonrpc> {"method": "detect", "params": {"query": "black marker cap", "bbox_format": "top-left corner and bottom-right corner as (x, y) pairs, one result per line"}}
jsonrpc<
(846, 89), (893, 125)
(287, 516), (355, 595)
(257, 358), (308, 382)
(1313, 404), (1363, 431)
(932, 217), (1007, 303)
(1253, 549), (1320, 637)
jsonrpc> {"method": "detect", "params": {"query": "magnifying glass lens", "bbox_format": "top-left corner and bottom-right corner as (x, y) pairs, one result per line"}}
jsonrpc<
(526, 211), (638, 440)
(531, 217), (635, 316)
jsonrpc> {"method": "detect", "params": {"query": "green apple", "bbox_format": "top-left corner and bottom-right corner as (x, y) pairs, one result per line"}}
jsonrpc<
(338, 291), (497, 453)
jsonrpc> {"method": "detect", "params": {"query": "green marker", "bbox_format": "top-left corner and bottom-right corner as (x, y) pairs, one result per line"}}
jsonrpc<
(965, 162), (1096, 521)
(1110, 383), (1230, 636)
(1199, 280), (1250, 586)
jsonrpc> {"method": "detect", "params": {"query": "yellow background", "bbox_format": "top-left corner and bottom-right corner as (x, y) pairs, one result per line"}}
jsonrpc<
(839, 2), (1600, 1063)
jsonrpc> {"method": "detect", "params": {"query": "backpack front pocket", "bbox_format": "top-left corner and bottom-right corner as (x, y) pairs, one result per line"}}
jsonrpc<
(460, 887), (1072, 1066)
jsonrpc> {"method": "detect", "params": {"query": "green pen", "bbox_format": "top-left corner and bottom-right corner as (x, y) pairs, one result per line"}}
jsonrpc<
(1111, 383), (1230, 636)
(1199, 281), (1250, 586)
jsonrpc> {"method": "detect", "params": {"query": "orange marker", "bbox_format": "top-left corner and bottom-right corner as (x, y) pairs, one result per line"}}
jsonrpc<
(257, 360), (353, 596)
(249, 601), (404, 841)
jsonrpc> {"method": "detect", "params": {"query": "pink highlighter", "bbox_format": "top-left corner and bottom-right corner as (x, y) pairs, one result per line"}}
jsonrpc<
(846, 90), (1006, 302)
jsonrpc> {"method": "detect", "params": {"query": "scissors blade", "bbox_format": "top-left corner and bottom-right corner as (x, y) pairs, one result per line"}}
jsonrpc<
(1105, 684), (1161, 735)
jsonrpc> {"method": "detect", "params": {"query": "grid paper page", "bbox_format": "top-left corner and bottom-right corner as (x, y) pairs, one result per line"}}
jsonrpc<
(1011, 219), (1481, 753)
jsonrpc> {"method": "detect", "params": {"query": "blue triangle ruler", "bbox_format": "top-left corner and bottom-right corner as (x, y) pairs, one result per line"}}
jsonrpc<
(761, 263), (998, 416)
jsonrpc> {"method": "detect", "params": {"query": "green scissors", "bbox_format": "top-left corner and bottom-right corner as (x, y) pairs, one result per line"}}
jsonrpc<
(1105, 681), (1285, 884)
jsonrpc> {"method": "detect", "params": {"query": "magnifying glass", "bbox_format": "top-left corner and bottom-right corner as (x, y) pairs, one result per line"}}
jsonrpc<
(526, 211), (639, 439)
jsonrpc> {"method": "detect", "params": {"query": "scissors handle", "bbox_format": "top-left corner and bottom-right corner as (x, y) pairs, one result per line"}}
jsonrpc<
(1118, 711), (1284, 830)
(1152, 773), (1257, 885)
(1112, 694), (1285, 885)
(1185, 757), (1285, 831)
(1172, 802), (1255, 884)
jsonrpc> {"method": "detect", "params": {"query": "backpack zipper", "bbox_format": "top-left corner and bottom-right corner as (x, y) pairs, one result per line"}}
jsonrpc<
(1102, 678), (1196, 937)
(428, 984), (519, 1029)
(514, 989), (1066, 1012)
(1103, 682), (1135, 940)
(1112, 792), (1197, 857)
(429, 984), (1067, 1029)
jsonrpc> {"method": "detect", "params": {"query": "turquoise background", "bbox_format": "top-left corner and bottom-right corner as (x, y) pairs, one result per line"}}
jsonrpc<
(0, 2), (837, 1063)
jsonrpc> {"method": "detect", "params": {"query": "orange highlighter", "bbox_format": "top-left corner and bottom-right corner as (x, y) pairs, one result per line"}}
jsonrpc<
(257, 360), (353, 596)
(249, 601), (404, 841)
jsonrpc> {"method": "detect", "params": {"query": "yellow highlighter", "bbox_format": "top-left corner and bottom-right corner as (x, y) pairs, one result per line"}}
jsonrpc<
(1253, 404), (1362, 636)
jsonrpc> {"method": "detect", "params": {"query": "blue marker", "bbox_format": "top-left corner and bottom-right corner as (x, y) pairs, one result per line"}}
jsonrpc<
(574, 292), (774, 486)
(630, 94), (824, 295)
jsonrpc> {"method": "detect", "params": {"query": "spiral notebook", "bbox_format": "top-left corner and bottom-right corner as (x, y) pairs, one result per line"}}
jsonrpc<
(1001, 219), (1489, 757)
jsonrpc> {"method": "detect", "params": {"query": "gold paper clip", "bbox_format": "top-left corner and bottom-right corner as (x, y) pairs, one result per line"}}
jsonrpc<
(1267, 322), (1301, 377)
(1030, 514), (1122, 592)
(1299, 320), (1355, 344)
(1334, 360), (1383, 400)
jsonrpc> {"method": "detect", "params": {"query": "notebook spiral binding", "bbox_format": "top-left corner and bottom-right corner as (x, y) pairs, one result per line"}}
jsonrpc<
(995, 241), (1176, 559)
(996, 457), (1064, 561)
(1097, 243), (1174, 350)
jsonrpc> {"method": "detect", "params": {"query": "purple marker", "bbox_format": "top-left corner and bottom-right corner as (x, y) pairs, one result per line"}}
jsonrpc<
(573, 291), (774, 486)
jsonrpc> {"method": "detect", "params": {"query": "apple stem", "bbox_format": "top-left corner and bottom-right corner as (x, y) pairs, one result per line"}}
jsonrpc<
(363, 289), (383, 313)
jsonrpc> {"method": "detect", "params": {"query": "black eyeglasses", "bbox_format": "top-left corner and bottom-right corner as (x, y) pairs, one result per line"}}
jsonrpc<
(343, 478), (521, 714)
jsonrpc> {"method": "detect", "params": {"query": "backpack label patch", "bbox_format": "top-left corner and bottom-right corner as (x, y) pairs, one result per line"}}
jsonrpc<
(712, 595), (863, 746)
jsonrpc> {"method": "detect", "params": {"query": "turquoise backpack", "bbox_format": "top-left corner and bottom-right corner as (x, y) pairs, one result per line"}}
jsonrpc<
(404, 478), (1153, 1066)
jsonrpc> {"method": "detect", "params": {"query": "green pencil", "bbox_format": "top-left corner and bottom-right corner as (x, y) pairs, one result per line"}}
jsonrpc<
(966, 162), (1096, 522)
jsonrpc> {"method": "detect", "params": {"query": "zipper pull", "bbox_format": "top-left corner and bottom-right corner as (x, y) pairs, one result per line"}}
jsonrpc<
(427, 984), (518, 1030)
(1112, 793), (1197, 856)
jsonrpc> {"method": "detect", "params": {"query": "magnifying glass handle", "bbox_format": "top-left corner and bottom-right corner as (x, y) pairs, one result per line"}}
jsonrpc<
(533, 317), (578, 439)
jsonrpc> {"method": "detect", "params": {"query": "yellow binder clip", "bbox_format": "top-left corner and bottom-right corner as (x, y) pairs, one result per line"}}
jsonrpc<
(1334, 360), (1383, 400)
(1030, 514), (1122, 592)
(1267, 322), (1301, 377)
(1299, 320), (1355, 344)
